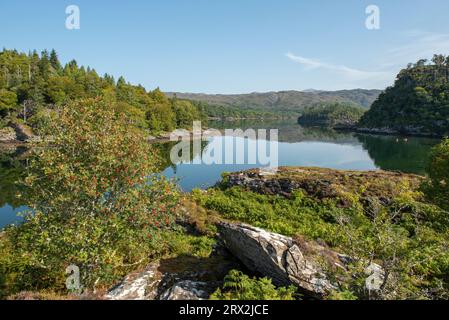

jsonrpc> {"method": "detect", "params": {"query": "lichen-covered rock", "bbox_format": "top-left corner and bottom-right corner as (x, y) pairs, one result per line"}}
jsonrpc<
(223, 167), (422, 206)
(217, 222), (385, 297)
(9, 123), (35, 142)
(0, 127), (17, 142)
(217, 222), (353, 296)
(105, 255), (238, 300)
(159, 280), (213, 300)
(106, 263), (161, 300)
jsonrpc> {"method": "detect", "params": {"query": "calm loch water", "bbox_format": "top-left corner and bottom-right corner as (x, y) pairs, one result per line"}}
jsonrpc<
(0, 121), (440, 228)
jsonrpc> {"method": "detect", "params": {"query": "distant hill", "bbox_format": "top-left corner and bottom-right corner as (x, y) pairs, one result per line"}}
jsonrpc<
(166, 89), (381, 117)
(359, 55), (449, 137)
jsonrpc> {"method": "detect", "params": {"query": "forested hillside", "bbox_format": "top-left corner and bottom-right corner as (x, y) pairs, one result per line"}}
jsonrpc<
(359, 55), (449, 137)
(201, 104), (281, 120)
(0, 49), (204, 134)
(298, 102), (366, 126)
(166, 89), (381, 117)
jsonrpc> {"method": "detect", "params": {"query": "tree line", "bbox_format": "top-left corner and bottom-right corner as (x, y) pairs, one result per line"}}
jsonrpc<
(0, 49), (205, 133)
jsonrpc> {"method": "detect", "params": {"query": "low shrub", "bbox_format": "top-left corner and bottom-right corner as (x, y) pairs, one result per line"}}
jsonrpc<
(210, 270), (297, 300)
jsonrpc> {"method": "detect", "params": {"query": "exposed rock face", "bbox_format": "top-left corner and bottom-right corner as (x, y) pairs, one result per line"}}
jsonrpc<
(223, 167), (422, 206)
(9, 123), (35, 142)
(355, 126), (445, 138)
(159, 280), (212, 300)
(0, 127), (17, 142)
(106, 263), (160, 300)
(105, 255), (238, 300)
(0, 124), (39, 143)
(217, 222), (343, 296)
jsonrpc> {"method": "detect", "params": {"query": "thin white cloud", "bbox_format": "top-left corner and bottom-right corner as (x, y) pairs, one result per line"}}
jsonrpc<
(285, 30), (449, 90)
(386, 30), (449, 67)
(285, 52), (391, 83)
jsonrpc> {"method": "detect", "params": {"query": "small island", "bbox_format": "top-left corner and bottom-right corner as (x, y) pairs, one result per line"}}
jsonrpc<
(297, 102), (366, 127)
(357, 55), (449, 137)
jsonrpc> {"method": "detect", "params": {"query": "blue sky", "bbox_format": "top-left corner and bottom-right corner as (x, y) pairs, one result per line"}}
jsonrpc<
(1, 0), (449, 93)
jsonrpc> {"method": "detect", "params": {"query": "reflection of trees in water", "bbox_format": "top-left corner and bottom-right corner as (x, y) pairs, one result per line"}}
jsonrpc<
(210, 120), (439, 175)
(0, 141), (209, 209)
(0, 146), (28, 208)
(208, 120), (359, 144)
(153, 140), (209, 173)
(280, 126), (359, 144)
(356, 134), (439, 175)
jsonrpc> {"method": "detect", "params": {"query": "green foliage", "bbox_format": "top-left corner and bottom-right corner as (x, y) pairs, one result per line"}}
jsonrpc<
(0, 89), (18, 117)
(161, 229), (216, 258)
(193, 187), (343, 240)
(210, 270), (297, 300)
(298, 102), (365, 126)
(423, 138), (449, 210)
(327, 290), (358, 300)
(193, 178), (449, 299)
(0, 49), (203, 133)
(360, 55), (449, 136)
(0, 98), (180, 295)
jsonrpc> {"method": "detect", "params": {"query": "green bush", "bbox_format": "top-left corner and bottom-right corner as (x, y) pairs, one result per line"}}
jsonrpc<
(327, 290), (358, 300)
(210, 270), (297, 300)
(1, 98), (180, 295)
(423, 138), (449, 210)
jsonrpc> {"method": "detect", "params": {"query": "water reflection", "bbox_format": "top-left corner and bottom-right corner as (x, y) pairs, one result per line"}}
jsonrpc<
(0, 145), (28, 227)
(157, 121), (439, 191)
(356, 134), (437, 175)
(0, 122), (441, 228)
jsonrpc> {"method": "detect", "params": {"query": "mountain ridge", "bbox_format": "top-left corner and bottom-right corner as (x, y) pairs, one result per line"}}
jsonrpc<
(165, 89), (382, 116)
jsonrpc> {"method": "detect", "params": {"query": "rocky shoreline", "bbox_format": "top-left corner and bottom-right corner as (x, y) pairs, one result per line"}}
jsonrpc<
(0, 126), (221, 146)
(334, 124), (446, 139)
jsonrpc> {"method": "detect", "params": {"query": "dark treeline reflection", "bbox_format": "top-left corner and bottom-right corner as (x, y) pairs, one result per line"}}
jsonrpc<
(0, 146), (28, 209)
(208, 119), (360, 144)
(356, 134), (439, 175)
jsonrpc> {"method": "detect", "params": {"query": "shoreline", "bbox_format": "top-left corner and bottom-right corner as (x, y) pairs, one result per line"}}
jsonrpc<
(334, 126), (446, 139)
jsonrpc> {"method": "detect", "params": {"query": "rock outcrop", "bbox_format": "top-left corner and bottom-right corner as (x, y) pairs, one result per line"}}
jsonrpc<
(0, 124), (39, 143)
(159, 280), (212, 300)
(0, 127), (17, 143)
(223, 167), (422, 205)
(217, 222), (343, 296)
(217, 222), (384, 297)
(105, 255), (238, 300)
(9, 123), (36, 142)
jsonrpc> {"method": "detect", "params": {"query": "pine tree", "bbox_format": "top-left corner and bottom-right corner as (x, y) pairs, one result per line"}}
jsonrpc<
(38, 50), (51, 78)
(49, 49), (62, 74)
